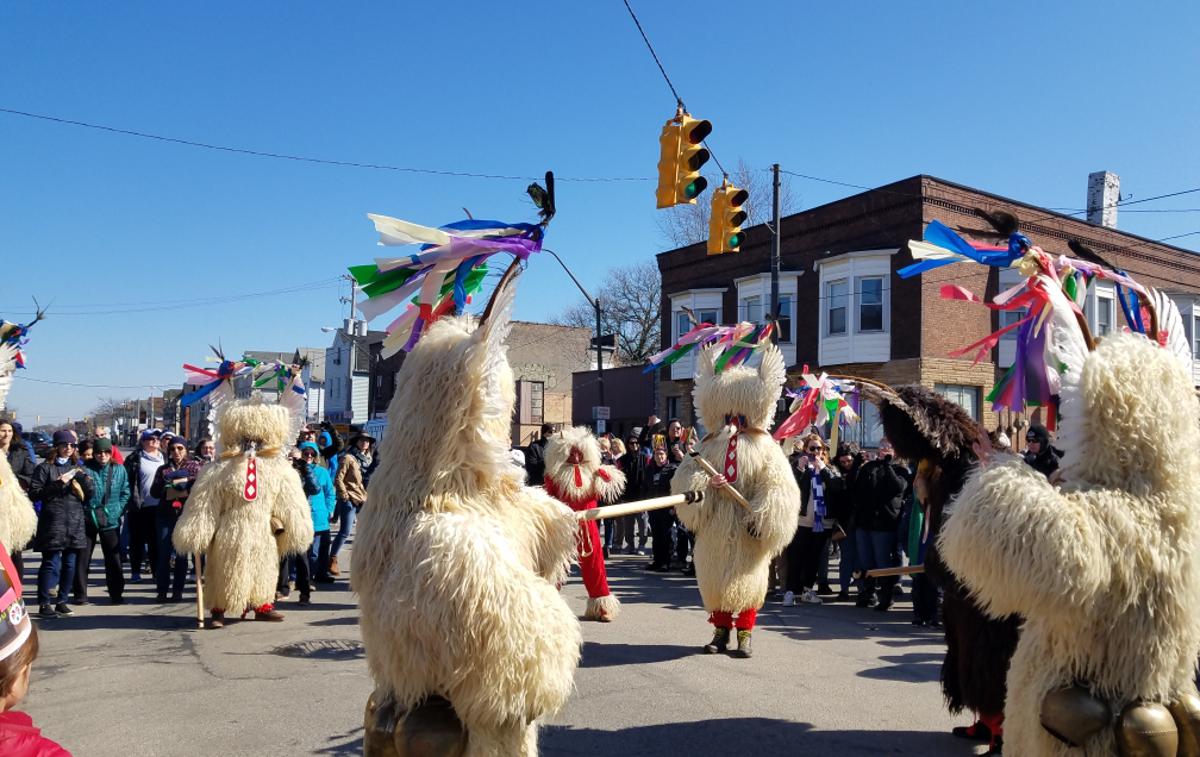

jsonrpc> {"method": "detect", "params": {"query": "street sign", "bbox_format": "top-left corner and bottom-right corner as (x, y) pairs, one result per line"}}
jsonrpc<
(592, 406), (611, 420)
(596, 419), (607, 434)
(590, 333), (617, 349)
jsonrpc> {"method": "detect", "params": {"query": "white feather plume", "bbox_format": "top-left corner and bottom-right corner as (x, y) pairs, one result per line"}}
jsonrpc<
(1149, 288), (1193, 372)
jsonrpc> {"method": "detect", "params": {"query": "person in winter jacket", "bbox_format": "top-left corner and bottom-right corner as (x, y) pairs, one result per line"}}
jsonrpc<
(0, 420), (37, 579)
(783, 433), (845, 606)
(522, 422), (555, 486)
(317, 424), (343, 478)
(299, 442), (336, 586)
(1022, 423), (1062, 479)
(80, 439), (130, 605)
(613, 431), (647, 554)
(330, 433), (373, 577)
(851, 438), (910, 611)
(124, 429), (165, 584)
(149, 437), (200, 603)
(31, 430), (94, 618)
(643, 446), (678, 572)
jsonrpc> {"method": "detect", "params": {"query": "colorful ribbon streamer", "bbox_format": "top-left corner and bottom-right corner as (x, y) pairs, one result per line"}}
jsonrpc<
(350, 214), (545, 356)
(644, 321), (774, 375)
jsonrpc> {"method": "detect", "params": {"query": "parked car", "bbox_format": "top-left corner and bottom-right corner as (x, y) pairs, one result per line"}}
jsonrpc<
(24, 430), (52, 460)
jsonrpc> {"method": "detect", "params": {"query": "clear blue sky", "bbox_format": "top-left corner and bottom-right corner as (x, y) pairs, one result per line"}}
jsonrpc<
(3, 2), (1198, 424)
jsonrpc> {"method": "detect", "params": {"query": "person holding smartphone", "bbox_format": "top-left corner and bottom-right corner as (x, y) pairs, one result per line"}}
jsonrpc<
(30, 430), (94, 619)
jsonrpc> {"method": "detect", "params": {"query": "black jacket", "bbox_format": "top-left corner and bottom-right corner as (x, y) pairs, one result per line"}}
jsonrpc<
(31, 459), (94, 551)
(644, 459), (677, 497)
(524, 438), (549, 486)
(795, 465), (847, 523)
(6, 445), (35, 492)
(852, 457), (910, 532)
(619, 449), (648, 503)
(1024, 448), (1062, 478)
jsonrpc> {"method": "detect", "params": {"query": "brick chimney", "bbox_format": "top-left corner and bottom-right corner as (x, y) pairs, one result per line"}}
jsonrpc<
(1087, 171), (1120, 228)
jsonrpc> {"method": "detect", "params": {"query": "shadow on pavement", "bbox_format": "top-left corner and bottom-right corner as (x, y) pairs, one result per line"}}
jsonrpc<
(541, 718), (965, 756)
(308, 615), (361, 627)
(32, 612), (194, 632)
(856, 652), (942, 684)
(313, 726), (364, 755)
(579, 641), (695, 668)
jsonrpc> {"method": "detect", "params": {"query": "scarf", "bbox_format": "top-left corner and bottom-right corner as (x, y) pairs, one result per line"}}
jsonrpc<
(810, 475), (826, 534)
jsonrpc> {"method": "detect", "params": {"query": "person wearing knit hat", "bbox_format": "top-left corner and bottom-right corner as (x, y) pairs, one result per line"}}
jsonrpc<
(81, 439), (131, 605)
(30, 431), (94, 619)
(0, 542), (71, 755)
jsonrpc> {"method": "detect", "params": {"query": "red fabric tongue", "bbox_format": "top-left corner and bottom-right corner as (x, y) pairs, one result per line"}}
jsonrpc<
(724, 429), (739, 483)
(573, 464), (584, 489)
(243, 457), (258, 501)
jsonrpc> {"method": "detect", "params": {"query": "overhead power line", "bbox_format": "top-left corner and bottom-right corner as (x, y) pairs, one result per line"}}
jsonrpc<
(0, 107), (650, 183)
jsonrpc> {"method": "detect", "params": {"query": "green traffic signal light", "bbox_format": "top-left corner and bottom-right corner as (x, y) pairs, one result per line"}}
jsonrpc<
(685, 177), (708, 199)
(729, 232), (744, 248)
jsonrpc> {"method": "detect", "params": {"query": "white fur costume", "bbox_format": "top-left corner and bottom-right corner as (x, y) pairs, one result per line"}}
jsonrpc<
(940, 332), (1200, 755)
(543, 425), (626, 621)
(174, 398), (314, 614)
(0, 342), (36, 554)
(671, 344), (799, 619)
(352, 265), (581, 757)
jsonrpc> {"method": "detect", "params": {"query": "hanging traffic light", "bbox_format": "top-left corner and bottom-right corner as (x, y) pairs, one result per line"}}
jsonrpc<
(656, 111), (712, 209)
(707, 182), (749, 254)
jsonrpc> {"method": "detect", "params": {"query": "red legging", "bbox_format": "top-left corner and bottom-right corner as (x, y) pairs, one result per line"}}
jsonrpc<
(576, 518), (611, 599)
(709, 608), (758, 630)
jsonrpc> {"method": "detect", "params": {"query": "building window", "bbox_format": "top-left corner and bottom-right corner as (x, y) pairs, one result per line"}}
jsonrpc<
(665, 396), (680, 422)
(1000, 307), (1027, 340)
(517, 380), (544, 425)
(777, 295), (792, 343)
(1096, 297), (1113, 337)
(675, 311), (690, 341)
(1194, 315), (1200, 358)
(742, 295), (762, 323)
(827, 279), (848, 335)
(697, 308), (718, 325)
(935, 383), (981, 421)
(857, 276), (884, 332)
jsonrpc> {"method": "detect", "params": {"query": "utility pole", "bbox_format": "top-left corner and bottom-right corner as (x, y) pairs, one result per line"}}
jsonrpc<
(770, 163), (782, 344)
(595, 296), (605, 409)
(340, 274), (358, 324)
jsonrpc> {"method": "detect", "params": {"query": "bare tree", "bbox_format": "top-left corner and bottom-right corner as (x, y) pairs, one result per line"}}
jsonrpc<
(656, 159), (798, 248)
(90, 397), (129, 426)
(556, 261), (662, 365)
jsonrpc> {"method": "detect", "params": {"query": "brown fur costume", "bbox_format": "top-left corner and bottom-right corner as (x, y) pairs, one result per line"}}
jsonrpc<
(867, 385), (1020, 717)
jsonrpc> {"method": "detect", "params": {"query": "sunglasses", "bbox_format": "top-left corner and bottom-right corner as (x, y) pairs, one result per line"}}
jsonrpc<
(806, 446), (822, 453)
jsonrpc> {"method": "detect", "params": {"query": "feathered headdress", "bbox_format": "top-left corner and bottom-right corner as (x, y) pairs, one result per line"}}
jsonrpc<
(247, 357), (309, 449)
(350, 174), (555, 357)
(773, 366), (860, 447)
(0, 306), (45, 412)
(904, 212), (1189, 428)
(180, 346), (253, 413)
(644, 319), (774, 375)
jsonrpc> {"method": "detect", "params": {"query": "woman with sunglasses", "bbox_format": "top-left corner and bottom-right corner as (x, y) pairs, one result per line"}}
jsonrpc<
(782, 433), (844, 606)
(30, 430), (94, 619)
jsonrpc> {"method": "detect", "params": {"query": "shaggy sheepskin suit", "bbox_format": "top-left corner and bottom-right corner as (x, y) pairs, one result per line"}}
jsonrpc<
(940, 332), (1200, 756)
(174, 399), (314, 613)
(543, 425), (626, 621)
(672, 344), (799, 624)
(0, 456), (36, 554)
(352, 266), (581, 757)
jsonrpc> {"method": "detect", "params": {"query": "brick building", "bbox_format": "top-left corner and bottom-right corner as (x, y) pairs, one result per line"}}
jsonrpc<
(656, 174), (1200, 447)
(366, 320), (594, 446)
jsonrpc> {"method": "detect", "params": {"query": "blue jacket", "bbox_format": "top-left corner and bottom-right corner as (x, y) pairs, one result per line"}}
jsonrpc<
(85, 461), (131, 532)
(305, 463), (336, 532)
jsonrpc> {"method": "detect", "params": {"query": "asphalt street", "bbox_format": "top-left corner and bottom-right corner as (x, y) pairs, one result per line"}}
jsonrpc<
(22, 544), (983, 756)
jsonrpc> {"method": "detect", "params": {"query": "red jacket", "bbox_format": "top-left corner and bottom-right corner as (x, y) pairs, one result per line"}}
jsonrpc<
(0, 711), (72, 756)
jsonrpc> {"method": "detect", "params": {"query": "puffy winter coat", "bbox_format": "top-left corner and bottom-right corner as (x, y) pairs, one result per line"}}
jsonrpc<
(305, 463), (336, 532)
(85, 461), (130, 532)
(31, 460), (94, 551)
(6, 445), (35, 492)
(0, 711), (72, 756)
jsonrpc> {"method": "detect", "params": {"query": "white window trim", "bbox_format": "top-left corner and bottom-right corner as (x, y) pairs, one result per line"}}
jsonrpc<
(813, 249), (896, 366)
(667, 288), (727, 380)
(855, 275), (886, 334)
(733, 272), (801, 343)
(826, 278), (849, 336)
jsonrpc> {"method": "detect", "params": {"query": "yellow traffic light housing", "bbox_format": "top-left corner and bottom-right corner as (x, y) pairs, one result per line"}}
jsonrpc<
(656, 111), (712, 209)
(707, 182), (749, 254)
